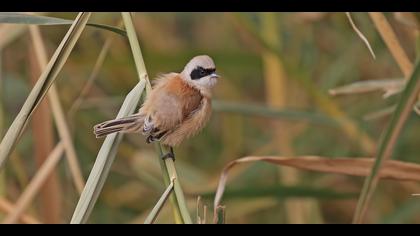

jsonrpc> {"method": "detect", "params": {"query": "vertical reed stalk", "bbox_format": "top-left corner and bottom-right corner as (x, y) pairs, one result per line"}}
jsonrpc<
(29, 25), (85, 194)
(369, 12), (413, 76)
(122, 12), (192, 224)
(260, 12), (321, 223)
(28, 41), (62, 223)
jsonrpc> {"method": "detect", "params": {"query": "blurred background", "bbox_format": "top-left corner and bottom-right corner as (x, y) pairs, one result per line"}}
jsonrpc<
(0, 12), (419, 224)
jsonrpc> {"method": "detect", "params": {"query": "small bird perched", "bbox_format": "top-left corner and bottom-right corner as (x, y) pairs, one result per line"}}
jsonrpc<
(93, 55), (219, 160)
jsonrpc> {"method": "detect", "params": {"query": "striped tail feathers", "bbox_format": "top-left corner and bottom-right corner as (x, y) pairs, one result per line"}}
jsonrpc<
(93, 114), (145, 138)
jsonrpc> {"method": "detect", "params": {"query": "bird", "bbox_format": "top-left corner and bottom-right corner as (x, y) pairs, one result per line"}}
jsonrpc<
(93, 55), (219, 160)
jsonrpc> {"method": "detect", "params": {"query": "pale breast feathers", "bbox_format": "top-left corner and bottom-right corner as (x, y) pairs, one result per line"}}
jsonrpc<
(162, 97), (211, 147)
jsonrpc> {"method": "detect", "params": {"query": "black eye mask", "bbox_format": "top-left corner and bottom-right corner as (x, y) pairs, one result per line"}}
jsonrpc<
(190, 66), (216, 80)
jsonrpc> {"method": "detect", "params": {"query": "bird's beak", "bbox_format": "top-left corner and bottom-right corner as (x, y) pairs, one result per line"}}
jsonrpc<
(210, 73), (220, 79)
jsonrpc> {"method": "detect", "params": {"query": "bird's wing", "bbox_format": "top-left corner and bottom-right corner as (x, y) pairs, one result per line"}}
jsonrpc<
(139, 75), (185, 138)
(149, 91), (185, 131)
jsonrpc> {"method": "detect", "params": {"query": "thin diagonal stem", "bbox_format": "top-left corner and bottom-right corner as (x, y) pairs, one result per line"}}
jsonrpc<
(144, 177), (175, 224)
(353, 59), (420, 223)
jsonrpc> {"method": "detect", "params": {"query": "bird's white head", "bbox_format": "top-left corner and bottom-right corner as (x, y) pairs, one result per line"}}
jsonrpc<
(180, 55), (219, 92)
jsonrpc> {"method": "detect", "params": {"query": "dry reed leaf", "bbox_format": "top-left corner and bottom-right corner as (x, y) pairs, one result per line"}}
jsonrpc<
(346, 12), (376, 60)
(213, 156), (420, 219)
(369, 12), (413, 77)
(367, 12), (420, 119)
(329, 79), (405, 98)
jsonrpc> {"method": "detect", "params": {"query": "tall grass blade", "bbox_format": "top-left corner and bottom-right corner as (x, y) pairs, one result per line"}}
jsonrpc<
(28, 32), (62, 223)
(70, 80), (146, 224)
(71, 12), (157, 224)
(0, 12), (91, 169)
(0, 12), (126, 36)
(353, 59), (420, 224)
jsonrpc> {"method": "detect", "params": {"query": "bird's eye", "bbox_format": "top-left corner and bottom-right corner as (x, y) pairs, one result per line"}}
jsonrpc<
(190, 67), (208, 80)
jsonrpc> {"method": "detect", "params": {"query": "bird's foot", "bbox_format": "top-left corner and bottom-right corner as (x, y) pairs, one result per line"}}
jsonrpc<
(161, 147), (175, 161)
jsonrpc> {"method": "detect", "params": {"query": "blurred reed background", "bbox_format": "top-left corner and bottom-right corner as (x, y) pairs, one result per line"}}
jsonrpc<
(0, 12), (419, 224)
